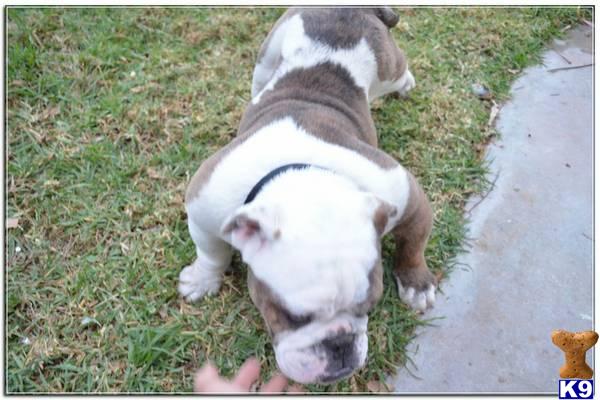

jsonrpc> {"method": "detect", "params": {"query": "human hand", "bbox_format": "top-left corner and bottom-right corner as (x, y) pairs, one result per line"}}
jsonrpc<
(193, 357), (302, 393)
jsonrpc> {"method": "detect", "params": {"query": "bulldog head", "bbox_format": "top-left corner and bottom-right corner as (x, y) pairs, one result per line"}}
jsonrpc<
(221, 170), (397, 384)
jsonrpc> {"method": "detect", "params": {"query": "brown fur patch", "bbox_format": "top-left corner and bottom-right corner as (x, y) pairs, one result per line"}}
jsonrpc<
(247, 270), (312, 340)
(374, 7), (400, 28)
(392, 173), (436, 291)
(239, 63), (399, 168)
(299, 8), (407, 82)
(353, 259), (384, 316)
(373, 200), (398, 236)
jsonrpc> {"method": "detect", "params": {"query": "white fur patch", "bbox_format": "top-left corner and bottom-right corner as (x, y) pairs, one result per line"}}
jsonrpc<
(370, 68), (416, 100)
(251, 15), (289, 97)
(395, 277), (436, 312)
(251, 14), (378, 104)
(398, 69), (417, 95)
(178, 258), (224, 301)
(232, 168), (379, 317)
(178, 219), (233, 301)
(187, 117), (409, 239)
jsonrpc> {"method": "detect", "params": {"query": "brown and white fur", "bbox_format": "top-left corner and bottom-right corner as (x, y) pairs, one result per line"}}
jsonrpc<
(179, 7), (435, 385)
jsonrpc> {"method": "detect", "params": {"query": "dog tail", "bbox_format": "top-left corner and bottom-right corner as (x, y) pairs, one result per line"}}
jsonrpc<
(374, 7), (399, 29)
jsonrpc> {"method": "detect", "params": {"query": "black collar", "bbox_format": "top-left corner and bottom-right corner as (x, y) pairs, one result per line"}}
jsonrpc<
(244, 163), (323, 204)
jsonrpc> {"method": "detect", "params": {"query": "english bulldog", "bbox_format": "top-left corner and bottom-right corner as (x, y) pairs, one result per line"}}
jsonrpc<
(179, 7), (436, 385)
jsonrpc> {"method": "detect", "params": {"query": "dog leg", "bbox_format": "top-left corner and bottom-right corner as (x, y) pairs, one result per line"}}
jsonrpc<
(178, 220), (233, 302)
(394, 68), (416, 97)
(251, 9), (297, 98)
(392, 172), (436, 312)
(370, 68), (416, 101)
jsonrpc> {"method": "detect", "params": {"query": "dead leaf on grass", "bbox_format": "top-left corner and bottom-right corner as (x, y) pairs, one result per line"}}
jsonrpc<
(367, 379), (390, 393)
(560, 24), (572, 32)
(159, 306), (168, 320)
(131, 85), (145, 94)
(184, 31), (204, 45)
(147, 167), (162, 180)
(402, 7), (416, 16)
(44, 105), (60, 119)
(28, 128), (46, 143)
(120, 242), (130, 255)
(487, 101), (500, 127)
(349, 375), (359, 392)
(435, 270), (444, 282)
(287, 384), (305, 393)
(108, 360), (126, 374)
(7, 218), (19, 229)
(43, 179), (60, 187)
(169, 192), (184, 206)
(81, 316), (101, 327)
(130, 83), (160, 94)
(34, 106), (60, 122)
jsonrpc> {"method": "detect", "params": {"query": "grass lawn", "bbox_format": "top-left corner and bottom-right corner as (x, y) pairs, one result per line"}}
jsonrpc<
(6, 6), (590, 393)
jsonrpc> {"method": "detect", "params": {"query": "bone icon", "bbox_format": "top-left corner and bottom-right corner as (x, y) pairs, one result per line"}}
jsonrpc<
(551, 329), (599, 379)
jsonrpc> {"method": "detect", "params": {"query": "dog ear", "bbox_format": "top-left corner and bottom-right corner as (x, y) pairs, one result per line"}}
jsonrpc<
(363, 193), (398, 236)
(374, 7), (399, 29)
(221, 204), (281, 256)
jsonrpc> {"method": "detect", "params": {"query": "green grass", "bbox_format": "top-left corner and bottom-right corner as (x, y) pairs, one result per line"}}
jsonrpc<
(6, 6), (590, 393)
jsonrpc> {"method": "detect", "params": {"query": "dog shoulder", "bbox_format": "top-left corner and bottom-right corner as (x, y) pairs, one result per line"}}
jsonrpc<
(185, 135), (249, 204)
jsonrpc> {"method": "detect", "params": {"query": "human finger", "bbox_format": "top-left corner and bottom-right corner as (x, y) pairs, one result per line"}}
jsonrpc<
(193, 362), (220, 392)
(232, 357), (261, 390)
(259, 373), (288, 393)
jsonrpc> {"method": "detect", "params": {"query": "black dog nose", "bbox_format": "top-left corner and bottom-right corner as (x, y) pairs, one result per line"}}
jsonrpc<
(322, 333), (355, 351)
(320, 333), (357, 383)
(319, 366), (353, 384)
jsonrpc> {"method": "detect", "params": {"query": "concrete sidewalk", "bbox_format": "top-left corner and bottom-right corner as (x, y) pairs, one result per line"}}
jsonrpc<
(392, 25), (593, 393)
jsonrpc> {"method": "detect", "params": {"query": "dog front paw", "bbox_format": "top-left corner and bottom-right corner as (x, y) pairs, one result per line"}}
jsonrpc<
(394, 267), (436, 312)
(397, 69), (416, 97)
(178, 261), (222, 302)
(396, 280), (435, 312)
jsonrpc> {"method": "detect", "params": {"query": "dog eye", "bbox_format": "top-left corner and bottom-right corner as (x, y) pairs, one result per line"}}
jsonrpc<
(284, 310), (313, 327)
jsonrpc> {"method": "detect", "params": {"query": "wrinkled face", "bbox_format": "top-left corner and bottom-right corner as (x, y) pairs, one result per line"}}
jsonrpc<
(221, 173), (396, 383)
(246, 262), (383, 384)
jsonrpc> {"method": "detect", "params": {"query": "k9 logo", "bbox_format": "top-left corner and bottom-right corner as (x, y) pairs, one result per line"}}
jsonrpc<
(559, 380), (594, 399)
